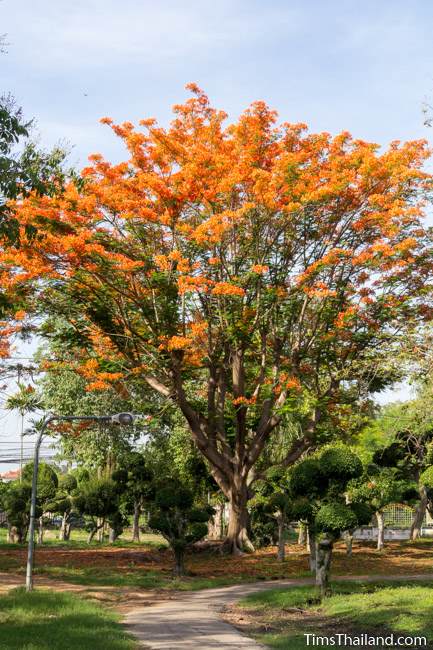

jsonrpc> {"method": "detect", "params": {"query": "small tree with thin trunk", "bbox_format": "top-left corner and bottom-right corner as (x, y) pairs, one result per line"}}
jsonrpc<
(22, 462), (58, 544)
(45, 473), (78, 541)
(348, 465), (407, 551)
(117, 453), (154, 543)
(74, 478), (120, 544)
(148, 482), (214, 576)
(0, 481), (33, 543)
(250, 466), (292, 561)
(343, 501), (374, 557)
(289, 446), (364, 597)
(372, 396), (433, 542)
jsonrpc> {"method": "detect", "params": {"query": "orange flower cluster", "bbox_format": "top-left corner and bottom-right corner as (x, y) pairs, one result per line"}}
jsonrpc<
(212, 282), (245, 297)
(0, 83), (430, 398)
(251, 264), (269, 274)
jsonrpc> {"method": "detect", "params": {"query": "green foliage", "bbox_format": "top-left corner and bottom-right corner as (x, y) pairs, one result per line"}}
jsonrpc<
(39, 366), (140, 471)
(315, 502), (358, 536)
(1, 482), (32, 539)
(291, 496), (314, 522)
(0, 95), (70, 243)
(45, 471), (78, 530)
(348, 465), (407, 513)
(249, 506), (279, 547)
(289, 446), (366, 543)
(22, 462), (58, 503)
(289, 458), (323, 497)
(148, 481), (214, 566)
(250, 465), (294, 548)
(350, 501), (375, 527)
(5, 383), (43, 416)
(59, 473), (77, 493)
(421, 465), (433, 487)
(319, 447), (363, 483)
(117, 451), (154, 512)
(420, 466), (433, 500)
(75, 479), (119, 518)
(143, 418), (217, 501)
(373, 442), (407, 469)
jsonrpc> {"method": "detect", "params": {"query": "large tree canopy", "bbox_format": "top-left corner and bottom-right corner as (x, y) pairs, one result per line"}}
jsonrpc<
(3, 85), (433, 552)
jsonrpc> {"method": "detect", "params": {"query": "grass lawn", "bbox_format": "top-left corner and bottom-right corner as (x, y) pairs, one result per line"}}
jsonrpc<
(0, 587), (137, 649)
(230, 581), (433, 649)
(34, 565), (260, 591)
(0, 527), (167, 549)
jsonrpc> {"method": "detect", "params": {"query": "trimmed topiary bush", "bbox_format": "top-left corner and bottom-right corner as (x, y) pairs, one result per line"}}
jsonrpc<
(148, 481), (214, 576)
(315, 502), (357, 537)
(320, 448), (363, 483)
(289, 458), (323, 497)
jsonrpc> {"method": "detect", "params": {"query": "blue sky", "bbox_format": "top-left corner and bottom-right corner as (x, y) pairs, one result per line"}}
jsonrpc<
(2, 0), (433, 167)
(0, 0), (431, 467)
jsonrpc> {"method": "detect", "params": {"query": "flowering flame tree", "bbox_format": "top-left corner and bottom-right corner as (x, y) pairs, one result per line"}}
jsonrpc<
(4, 85), (433, 553)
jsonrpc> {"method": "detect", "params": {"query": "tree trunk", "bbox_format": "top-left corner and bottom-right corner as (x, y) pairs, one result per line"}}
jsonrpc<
(173, 547), (186, 577)
(277, 515), (285, 561)
(298, 522), (306, 545)
(97, 517), (104, 543)
(16, 526), (25, 544)
(223, 485), (254, 555)
(65, 522), (71, 541)
(316, 537), (333, 599)
(410, 486), (428, 541)
(308, 528), (317, 572)
(132, 501), (141, 543)
(59, 512), (68, 541)
(208, 502), (225, 540)
(87, 528), (97, 544)
(87, 519), (104, 545)
(376, 511), (385, 550)
(344, 531), (353, 557)
(7, 523), (14, 543)
(37, 516), (44, 544)
(109, 527), (117, 543)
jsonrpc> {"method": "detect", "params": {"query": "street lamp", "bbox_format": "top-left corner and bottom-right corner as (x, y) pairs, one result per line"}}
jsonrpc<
(25, 412), (134, 592)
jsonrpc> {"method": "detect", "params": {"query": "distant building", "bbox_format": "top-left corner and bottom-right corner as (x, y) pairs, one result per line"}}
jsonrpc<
(354, 502), (433, 540)
(0, 468), (21, 482)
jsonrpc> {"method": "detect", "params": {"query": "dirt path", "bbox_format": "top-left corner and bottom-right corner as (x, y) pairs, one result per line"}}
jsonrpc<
(124, 573), (433, 649)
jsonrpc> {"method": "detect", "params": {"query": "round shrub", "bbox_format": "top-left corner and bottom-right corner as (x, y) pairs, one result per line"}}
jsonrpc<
(58, 474), (77, 493)
(155, 485), (194, 511)
(319, 447), (363, 483)
(289, 458), (323, 496)
(291, 496), (314, 522)
(350, 501), (374, 527)
(186, 521), (208, 544)
(315, 501), (358, 537)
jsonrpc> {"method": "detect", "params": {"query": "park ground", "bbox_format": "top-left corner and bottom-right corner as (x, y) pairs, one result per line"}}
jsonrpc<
(1, 530), (433, 648)
(2, 529), (433, 590)
(223, 580), (433, 649)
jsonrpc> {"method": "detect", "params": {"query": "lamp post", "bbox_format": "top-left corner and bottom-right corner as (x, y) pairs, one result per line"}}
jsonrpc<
(25, 412), (134, 592)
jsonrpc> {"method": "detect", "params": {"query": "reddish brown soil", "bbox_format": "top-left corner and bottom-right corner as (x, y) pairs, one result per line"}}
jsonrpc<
(1, 540), (432, 582)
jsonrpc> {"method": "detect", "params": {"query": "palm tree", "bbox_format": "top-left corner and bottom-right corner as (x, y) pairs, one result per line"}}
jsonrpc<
(5, 383), (43, 481)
